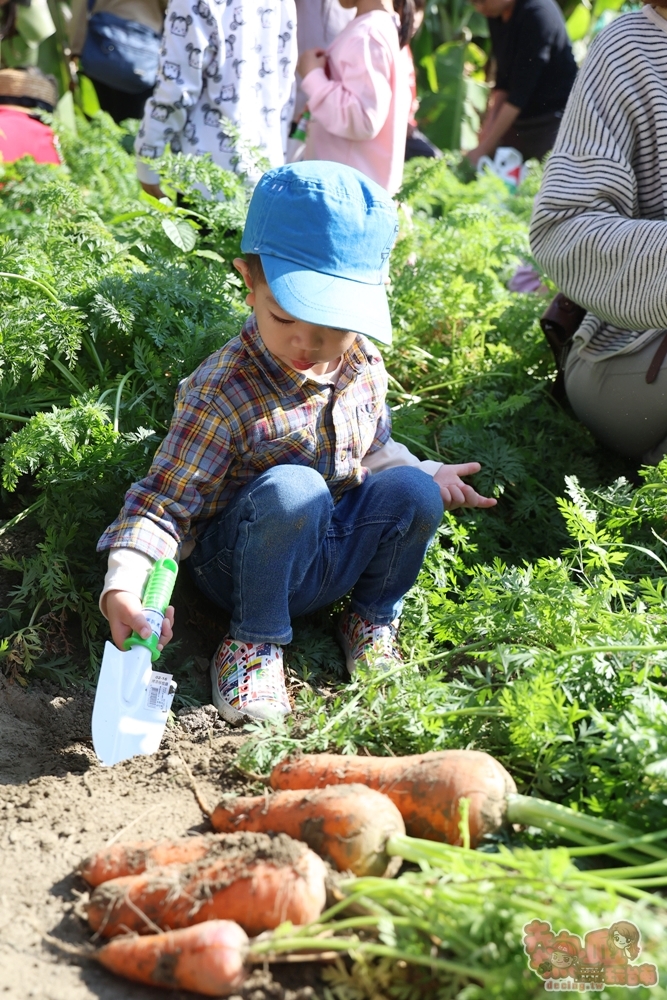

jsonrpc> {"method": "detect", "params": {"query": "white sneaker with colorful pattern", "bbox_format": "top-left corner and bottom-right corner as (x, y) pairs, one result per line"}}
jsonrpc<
(210, 636), (292, 724)
(337, 610), (402, 676)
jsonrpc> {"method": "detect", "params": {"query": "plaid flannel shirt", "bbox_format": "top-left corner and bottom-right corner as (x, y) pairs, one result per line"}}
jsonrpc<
(98, 314), (391, 561)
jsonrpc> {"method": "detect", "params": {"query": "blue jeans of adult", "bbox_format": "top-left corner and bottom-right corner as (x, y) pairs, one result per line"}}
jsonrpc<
(187, 465), (443, 645)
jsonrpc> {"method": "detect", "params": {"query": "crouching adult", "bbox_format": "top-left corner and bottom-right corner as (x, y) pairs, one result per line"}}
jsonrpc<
(530, 2), (667, 463)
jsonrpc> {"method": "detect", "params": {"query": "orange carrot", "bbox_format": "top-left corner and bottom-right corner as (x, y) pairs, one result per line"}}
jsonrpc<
(210, 784), (405, 877)
(269, 750), (517, 847)
(87, 832), (327, 938)
(96, 920), (248, 995)
(80, 835), (216, 887)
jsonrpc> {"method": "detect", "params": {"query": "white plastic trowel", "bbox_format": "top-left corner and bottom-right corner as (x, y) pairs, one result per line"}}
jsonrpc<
(92, 558), (178, 767)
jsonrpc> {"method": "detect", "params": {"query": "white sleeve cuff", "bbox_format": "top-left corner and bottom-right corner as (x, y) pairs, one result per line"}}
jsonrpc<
(99, 548), (154, 619)
(136, 158), (161, 186)
(362, 438), (443, 478)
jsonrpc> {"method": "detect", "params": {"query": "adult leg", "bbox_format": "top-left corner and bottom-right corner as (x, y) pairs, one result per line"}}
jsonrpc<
(188, 465), (334, 645)
(564, 337), (667, 461)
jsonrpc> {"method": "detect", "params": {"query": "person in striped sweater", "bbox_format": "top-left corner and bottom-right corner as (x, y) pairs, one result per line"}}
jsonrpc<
(530, 2), (667, 463)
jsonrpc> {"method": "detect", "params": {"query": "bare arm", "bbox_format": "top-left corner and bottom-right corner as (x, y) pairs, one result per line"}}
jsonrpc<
(477, 88), (508, 144)
(466, 100), (520, 167)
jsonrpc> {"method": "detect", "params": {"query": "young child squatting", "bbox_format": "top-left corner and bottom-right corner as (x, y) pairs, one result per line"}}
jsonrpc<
(98, 162), (495, 722)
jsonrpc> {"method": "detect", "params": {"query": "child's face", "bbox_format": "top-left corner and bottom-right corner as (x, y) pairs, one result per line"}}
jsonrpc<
(234, 258), (358, 374)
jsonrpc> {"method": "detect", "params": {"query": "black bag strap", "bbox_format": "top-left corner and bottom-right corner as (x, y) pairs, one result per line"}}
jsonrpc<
(540, 293), (586, 400)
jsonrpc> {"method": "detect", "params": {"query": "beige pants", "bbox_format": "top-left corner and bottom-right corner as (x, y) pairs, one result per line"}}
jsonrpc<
(565, 334), (667, 463)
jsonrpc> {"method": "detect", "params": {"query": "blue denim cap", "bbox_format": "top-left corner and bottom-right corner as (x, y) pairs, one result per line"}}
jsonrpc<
(240, 161), (398, 344)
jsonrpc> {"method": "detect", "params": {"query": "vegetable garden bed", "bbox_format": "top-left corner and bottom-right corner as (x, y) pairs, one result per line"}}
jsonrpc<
(3, 114), (667, 997)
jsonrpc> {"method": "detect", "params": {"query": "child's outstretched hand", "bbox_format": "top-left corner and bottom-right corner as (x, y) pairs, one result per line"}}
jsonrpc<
(298, 48), (326, 79)
(434, 463), (497, 511)
(105, 590), (175, 654)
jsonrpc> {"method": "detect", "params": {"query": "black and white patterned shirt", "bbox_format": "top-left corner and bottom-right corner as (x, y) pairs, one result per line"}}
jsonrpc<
(136, 0), (297, 185)
(530, 6), (667, 361)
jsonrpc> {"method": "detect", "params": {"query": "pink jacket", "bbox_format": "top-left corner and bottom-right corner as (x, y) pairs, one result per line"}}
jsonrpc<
(301, 11), (410, 195)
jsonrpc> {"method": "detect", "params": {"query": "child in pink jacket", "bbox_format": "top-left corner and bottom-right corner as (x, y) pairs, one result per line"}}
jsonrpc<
(297, 0), (413, 194)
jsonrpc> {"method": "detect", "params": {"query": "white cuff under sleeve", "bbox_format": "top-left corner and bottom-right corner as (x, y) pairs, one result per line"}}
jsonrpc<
(362, 437), (442, 478)
(99, 548), (154, 619)
(136, 158), (161, 186)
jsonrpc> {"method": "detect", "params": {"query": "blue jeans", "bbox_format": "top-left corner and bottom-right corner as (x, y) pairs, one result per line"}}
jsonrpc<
(188, 465), (443, 645)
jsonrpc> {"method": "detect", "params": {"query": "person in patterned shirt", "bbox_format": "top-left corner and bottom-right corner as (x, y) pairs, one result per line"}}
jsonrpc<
(99, 162), (495, 722)
(135, 0), (297, 196)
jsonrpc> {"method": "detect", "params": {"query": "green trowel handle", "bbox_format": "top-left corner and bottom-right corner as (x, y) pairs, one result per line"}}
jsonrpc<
(124, 557), (178, 663)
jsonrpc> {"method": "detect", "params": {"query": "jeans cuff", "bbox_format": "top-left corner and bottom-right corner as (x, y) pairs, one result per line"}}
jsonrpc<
(349, 599), (403, 625)
(230, 624), (293, 646)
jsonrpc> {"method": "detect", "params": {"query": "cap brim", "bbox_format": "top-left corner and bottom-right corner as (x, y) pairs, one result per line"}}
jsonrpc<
(261, 254), (392, 346)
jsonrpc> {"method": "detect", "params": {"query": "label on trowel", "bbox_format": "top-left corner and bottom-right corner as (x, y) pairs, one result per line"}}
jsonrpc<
(145, 671), (177, 713)
(144, 607), (166, 643)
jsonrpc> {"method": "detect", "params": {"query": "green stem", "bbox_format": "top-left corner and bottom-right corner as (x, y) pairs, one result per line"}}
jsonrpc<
(588, 857), (667, 880)
(568, 827), (667, 858)
(416, 371), (516, 394)
(569, 872), (667, 908)
(407, 638), (504, 667)
(113, 370), (135, 433)
(533, 819), (648, 866)
(0, 496), (45, 538)
(50, 355), (87, 394)
(608, 876), (667, 888)
(0, 271), (60, 304)
(424, 705), (505, 720)
(553, 643), (667, 661)
(109, 210), (148, 224)
(505, 795), (667, 861)
(0, 412), (30, 423)
(390, 431), (444, 462)
(82, 332), (105, 381)
(248, 935), (491, 983)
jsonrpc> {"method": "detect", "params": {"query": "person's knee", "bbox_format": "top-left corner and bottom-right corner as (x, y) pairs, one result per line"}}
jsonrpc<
(373, 466), (443, 531)
(250, 465), (332, 523)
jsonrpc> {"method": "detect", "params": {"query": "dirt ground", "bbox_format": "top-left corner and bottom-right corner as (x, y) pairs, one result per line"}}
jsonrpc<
(0, 678), (324, 1000)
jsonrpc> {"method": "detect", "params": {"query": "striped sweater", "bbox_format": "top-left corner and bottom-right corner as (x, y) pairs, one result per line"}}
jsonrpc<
(530, 6), (667, 360)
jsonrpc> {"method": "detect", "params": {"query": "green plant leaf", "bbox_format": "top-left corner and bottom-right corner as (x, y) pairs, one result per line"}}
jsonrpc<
(566, 3), (591, 41)
(194, 249), (226, 263)
(161, 217), (198, 252)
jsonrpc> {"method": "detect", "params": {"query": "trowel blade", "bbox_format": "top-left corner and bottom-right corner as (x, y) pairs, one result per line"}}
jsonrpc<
(92, 642), (175, 767)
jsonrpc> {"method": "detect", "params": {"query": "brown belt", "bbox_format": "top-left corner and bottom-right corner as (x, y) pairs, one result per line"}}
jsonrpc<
(646, 331), (667, 384)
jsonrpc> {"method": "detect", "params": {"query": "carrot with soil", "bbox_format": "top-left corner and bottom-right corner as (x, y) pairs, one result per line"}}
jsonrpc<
(80, 834), (217, 886)
(269, 750), (667, 864)
(96, 921), (249, 996)
(210, 784), (406, 877)
(86, 832), (327, 938)
(269, 749), (516, 846)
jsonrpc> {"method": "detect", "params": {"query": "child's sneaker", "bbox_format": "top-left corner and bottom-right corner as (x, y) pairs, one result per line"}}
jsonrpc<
(210, 637), (292, 724)
(337, 610), (402, 676)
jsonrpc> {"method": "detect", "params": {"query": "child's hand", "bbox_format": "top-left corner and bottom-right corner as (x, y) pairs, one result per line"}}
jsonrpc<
(434, 463), (497, 511)
(105, 590), (175, 653)
(297, 48), (326, 79)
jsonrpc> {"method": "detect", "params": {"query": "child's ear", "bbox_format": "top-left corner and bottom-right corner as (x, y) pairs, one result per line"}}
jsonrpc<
(233, 258), (255, 307)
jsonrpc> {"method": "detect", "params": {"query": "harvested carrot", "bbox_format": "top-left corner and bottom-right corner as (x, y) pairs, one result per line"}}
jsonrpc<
(269, 750), (517, 847)
(210, 784), (405, 877)
(87, 832), (327, 938)
(80, 834), (216, 887)
(96, 920), (248, 996)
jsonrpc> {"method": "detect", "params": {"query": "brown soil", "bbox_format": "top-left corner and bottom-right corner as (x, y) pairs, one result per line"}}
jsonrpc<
(0, 679), (324, 1000)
